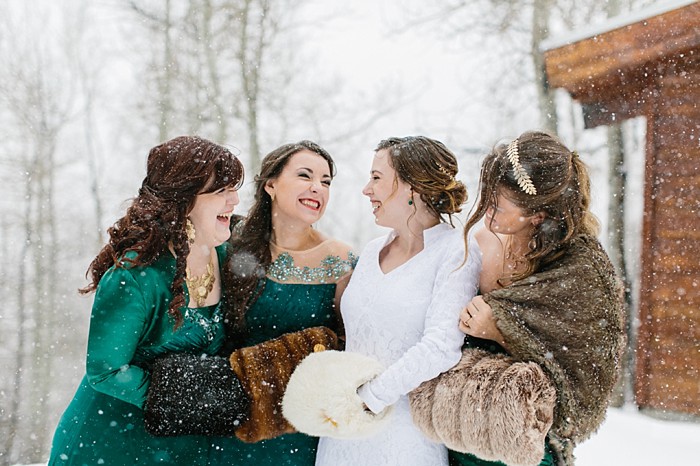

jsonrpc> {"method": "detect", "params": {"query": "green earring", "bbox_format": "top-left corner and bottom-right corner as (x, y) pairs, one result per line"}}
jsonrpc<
(408, 198), (414, 206)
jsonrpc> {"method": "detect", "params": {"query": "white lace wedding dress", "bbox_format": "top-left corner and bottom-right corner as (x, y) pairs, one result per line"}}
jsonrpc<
(315, 223), (482, 466)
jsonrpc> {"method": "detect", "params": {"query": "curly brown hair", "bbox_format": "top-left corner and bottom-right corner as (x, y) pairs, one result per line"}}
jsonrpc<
(375, 136), (467, 226)
(224, 140), (335, 335)
(465, 130), (599, 282)
(81, 135), (244, 327)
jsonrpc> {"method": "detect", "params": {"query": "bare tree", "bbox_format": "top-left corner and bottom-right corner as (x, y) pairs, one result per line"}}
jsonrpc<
(0, 3), (76, 462)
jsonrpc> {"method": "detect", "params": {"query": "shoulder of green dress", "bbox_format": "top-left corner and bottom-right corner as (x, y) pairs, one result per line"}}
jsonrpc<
(215, 242), (231, 262)
(110, 250), (175, 284)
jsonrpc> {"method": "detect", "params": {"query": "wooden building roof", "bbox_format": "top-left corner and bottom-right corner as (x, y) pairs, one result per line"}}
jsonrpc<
(543, 0), (700, 127)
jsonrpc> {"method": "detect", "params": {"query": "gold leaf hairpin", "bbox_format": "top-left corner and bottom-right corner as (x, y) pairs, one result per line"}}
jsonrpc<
(506, 139), (537, 195)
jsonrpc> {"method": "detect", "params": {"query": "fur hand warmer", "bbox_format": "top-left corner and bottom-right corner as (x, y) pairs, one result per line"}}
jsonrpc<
(143, 326), (340, 441)
(229, 326), (341, 443)
(282, 350), (393, 439)
(144, 352), (250, 437)
(409, 348), (556, 466)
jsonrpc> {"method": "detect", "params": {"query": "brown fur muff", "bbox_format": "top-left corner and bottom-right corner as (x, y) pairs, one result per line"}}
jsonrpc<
(410, 348), (556, 466)
(229, 326), (340, 443)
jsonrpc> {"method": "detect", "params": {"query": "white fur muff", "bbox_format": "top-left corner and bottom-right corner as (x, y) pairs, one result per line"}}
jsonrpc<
(282, 350), (393, 438)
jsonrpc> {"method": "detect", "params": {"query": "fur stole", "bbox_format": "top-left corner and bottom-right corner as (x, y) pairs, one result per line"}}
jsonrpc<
(409, 348), (556, 466)
(485, 235), (626, 464)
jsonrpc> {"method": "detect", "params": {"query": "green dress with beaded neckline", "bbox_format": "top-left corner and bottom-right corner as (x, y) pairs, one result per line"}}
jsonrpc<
(48, 245), (227, 466)
(207, 247), (357, 466)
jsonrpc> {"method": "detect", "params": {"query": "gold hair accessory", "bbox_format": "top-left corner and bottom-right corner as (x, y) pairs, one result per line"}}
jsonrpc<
(435, 160), (453, 178)
(506, 139), (537, 195)
(435, 160), (458, 189)
(185, 218), (196, 244)
(185, 258), (215, 307)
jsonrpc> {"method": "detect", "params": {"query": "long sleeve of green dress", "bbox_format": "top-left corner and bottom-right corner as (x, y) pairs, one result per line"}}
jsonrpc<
(86, 266), (150, 407)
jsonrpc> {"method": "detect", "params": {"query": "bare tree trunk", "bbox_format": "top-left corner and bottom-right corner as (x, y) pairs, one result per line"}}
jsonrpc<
(532, 0), (558, 133)
(237, 0), (267, 170)
(201, 0), (228, 143)
(4, 172), (33, 464)
(607, 124), (634, 408)
(80, 67), (105, 247)
(159, 0), (173, 141)
(38, 136), (59, 457)
(22, 135), (55, 462)
(601, 0), (634, 408)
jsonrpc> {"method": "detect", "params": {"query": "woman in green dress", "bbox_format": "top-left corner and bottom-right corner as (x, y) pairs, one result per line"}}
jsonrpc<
(48, 135), (244, 466)
(206, 140), (357, 465)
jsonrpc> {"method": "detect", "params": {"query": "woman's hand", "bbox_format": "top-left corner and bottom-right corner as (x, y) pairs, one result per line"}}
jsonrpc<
(458, 296), (506, 345)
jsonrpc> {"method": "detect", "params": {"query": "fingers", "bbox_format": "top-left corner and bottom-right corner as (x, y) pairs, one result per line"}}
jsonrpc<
(459, 305), (475, 331)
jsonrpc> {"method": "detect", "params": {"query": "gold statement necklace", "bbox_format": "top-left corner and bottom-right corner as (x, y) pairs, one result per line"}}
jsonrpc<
(185, 258), (215, 307)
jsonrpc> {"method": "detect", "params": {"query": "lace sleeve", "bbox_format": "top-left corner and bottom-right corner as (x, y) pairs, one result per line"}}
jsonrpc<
(359, 231), (482, 413)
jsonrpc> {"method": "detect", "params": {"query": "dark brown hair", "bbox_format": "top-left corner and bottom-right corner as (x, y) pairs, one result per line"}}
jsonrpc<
(81, 136), (244, 327)
(465, 130), (599, 281)
(224, 140), (335, 333)
(375, 136), (467, 225)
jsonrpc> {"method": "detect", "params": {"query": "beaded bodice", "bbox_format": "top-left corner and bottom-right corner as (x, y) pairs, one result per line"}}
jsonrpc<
(268, 251), (358, 284)
(267, 239), (358, 285)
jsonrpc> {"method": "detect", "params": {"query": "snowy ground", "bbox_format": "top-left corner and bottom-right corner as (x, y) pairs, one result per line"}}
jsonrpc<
(575, 406), (700, 465)
(15, 407), (700, 466)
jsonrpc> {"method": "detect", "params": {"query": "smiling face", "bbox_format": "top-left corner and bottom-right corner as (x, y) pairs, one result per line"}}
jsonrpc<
(362, 149), (413, 228)
(265, 149), (332, 227)
(188, 185), (240, 250)
(484, 190), (540, 236)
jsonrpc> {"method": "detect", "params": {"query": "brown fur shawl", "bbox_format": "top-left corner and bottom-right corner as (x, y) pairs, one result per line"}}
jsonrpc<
(409, 235), (625, 466)
(485, 234), (626, 464)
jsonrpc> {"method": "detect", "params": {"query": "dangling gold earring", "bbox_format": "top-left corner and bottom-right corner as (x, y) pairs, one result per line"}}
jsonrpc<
(186, 218), (196, 245)
(270, 191), (276, 202)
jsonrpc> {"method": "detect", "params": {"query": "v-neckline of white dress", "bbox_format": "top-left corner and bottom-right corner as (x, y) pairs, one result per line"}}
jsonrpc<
(375, 223), (450, 276)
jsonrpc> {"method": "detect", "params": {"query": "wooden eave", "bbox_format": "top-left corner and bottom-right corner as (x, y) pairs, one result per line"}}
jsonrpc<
(544, 3), (700, 105)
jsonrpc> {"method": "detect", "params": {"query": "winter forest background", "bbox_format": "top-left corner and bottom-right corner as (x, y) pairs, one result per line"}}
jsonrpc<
(0, 0), (696, 464)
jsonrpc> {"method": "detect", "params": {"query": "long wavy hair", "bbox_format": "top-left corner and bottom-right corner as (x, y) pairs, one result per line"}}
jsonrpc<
(81, 136), (244, 327)
(465, 130), (599, 282)
(375, 136), (468, 226)
(224, 140), (335, 334)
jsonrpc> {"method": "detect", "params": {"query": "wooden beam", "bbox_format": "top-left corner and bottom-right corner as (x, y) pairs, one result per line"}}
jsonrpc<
(544, 3), (700, 100)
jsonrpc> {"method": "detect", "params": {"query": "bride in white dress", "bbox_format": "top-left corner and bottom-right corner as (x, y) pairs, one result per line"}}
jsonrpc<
(296, 136), (482, 466)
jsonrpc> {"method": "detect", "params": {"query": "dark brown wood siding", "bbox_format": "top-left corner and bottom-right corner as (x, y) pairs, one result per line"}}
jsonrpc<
(544, 3), (700, 416)
(635, 63), (700, 415)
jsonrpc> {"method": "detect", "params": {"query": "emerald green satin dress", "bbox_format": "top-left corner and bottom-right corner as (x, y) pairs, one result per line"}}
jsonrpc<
(208, 279), (339, 466)
(49, 246), (227, 466)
